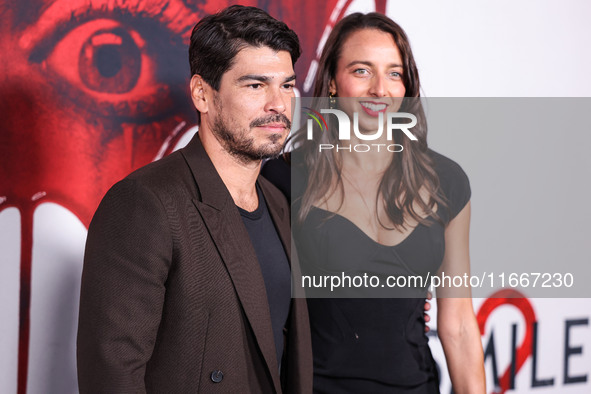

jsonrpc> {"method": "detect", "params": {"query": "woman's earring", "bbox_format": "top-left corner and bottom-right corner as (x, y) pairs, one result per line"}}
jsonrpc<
(329, 92), (336, 110)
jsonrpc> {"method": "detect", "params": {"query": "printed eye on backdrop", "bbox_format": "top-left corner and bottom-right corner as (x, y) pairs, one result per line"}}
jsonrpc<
(27, 16), (187, 121)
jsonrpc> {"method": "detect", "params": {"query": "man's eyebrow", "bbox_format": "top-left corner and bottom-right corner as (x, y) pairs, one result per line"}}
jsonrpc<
(237, 74), (297, 83)
(345, 60), (403, 68)
(237, 75), (271, 83)
(283, 75), (297, 83)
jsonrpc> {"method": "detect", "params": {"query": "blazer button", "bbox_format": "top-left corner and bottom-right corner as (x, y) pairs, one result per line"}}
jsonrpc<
(210, 370), (223, 383)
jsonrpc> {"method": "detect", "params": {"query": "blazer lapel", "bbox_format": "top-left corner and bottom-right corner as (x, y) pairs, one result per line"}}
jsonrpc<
(180, 135), (281, 393)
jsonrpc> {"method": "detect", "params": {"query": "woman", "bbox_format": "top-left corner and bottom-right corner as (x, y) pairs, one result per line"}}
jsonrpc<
(264, 12), (484, 393)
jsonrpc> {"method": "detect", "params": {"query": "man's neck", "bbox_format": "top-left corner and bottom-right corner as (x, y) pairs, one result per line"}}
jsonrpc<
(199, 131), (261, 211)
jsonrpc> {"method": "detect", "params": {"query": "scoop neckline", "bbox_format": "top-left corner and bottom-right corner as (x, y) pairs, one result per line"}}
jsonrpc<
(309, 205), (427, 249)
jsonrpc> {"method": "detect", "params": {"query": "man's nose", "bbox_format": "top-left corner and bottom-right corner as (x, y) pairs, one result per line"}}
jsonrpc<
(264, 87), (287, 113)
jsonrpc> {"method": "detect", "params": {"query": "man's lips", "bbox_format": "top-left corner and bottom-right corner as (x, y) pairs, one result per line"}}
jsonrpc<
(360, 101), (388, 117)
(256, 123), (288, 131)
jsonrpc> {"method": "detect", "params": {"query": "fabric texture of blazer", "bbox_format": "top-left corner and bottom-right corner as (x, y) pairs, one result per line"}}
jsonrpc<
(77, 134), (312, 393)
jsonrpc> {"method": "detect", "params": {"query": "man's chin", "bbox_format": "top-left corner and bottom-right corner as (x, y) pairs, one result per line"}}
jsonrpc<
(258, 143), (285, 160)
(229, 142), (285, 163)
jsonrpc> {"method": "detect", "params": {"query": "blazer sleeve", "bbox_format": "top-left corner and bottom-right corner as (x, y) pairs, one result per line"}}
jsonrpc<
(77, 178), (172, 393)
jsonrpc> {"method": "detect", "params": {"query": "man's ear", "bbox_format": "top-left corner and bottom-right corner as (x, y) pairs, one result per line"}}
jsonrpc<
(190, 75), (210, 114)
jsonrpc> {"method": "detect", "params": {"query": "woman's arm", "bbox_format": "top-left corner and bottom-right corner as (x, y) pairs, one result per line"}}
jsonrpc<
(437, 201), (486, 393)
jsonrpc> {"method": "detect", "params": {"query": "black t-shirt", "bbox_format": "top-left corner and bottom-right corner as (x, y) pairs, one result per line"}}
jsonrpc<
(237, 184), (291, 370)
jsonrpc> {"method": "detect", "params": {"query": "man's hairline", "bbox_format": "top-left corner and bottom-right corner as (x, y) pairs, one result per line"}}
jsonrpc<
(209, 44), (296, 91)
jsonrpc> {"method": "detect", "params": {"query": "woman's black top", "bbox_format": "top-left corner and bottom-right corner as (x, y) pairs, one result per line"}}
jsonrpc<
(262, 150), (471, 393)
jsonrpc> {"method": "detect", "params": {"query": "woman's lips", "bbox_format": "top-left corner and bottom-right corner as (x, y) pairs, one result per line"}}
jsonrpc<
(359, 101), (388, 117)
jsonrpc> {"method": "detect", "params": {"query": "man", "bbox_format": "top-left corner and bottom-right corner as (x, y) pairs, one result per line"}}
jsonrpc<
(77, 5), (312, 393)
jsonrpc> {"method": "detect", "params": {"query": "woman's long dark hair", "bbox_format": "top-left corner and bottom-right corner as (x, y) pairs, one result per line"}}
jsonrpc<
(294, 12), (448, 229)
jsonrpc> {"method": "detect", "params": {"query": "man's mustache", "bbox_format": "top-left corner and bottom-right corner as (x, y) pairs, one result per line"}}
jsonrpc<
(250, 114), (291, 130)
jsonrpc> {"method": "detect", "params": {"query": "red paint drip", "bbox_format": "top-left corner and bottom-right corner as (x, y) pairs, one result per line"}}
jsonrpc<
(375, 0), (387, 14)
(16, 203), (34, 394)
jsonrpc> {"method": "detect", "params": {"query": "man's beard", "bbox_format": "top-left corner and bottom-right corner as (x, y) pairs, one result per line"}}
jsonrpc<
(211, 96), (291, 164)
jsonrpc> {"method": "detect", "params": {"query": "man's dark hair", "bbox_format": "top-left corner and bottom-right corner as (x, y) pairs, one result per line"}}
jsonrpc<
(189, 5), (301, 90)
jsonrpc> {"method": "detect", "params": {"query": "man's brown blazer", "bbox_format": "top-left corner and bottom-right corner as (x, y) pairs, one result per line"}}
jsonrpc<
(77, 134), (312, 393)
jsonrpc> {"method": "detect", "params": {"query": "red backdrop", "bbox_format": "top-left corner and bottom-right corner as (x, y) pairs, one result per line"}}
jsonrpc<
(0, 1), (386, 392)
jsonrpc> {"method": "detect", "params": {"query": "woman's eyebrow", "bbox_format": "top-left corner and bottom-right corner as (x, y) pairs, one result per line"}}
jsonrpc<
(345, 60), (403, 68)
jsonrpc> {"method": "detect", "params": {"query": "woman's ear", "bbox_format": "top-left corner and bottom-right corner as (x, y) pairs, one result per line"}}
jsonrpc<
(329, 79), (337, 96)
(190, 75), (209, 114)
